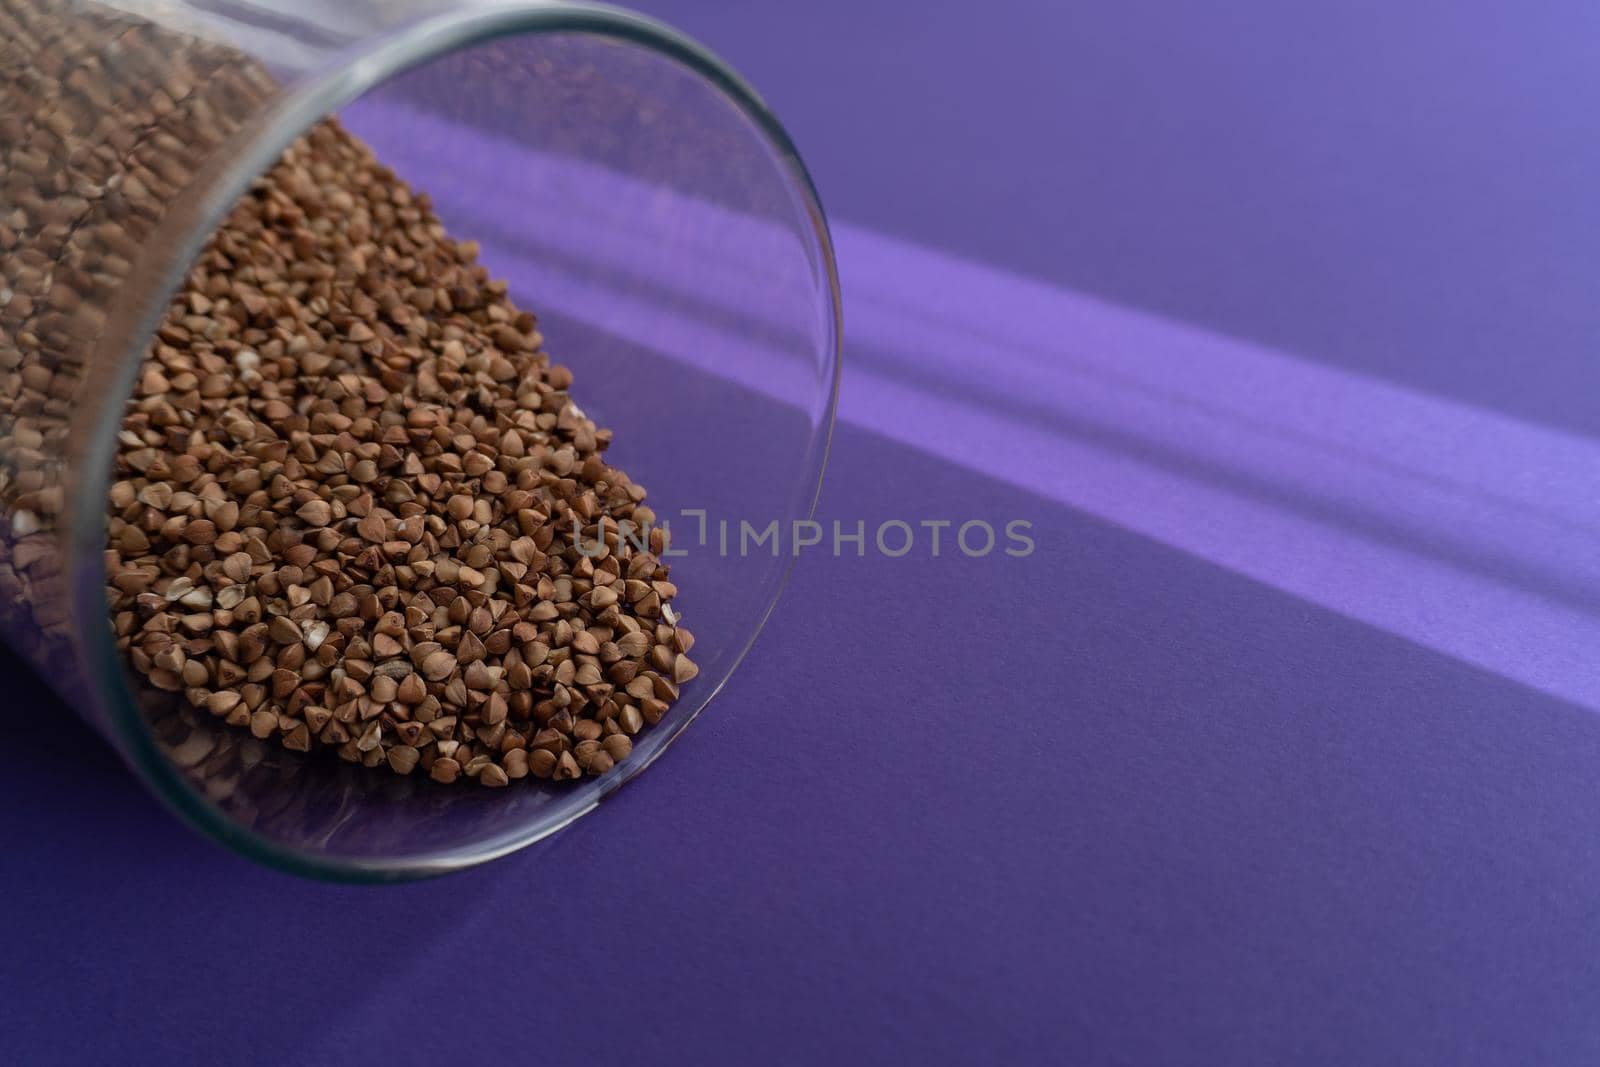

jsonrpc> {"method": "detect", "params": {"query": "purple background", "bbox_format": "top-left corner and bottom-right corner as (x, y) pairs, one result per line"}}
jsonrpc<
(7, 1), (1600, 1062)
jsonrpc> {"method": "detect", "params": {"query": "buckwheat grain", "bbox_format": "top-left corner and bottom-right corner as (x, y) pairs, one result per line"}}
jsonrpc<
(106, 119), (695, 786)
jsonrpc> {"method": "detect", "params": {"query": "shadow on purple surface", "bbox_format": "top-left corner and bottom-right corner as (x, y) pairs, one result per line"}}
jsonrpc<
(0, 642), (120, 773)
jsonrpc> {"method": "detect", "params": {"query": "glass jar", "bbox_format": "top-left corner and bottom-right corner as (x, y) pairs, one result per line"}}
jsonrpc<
(0, 0), (840, 878)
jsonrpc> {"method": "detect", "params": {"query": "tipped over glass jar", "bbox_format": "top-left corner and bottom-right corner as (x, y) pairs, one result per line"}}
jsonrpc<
(0, 0), (840, 879)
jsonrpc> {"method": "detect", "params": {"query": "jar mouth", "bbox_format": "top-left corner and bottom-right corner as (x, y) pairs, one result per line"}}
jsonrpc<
(69, 1), (842, 882)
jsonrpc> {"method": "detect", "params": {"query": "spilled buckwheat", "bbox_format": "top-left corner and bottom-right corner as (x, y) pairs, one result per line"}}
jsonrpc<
(106, 118), (696, 786)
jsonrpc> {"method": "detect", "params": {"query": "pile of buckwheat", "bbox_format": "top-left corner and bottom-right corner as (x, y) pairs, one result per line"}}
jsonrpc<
(106, 118), (696, 786)
(0, 0), (280, 683)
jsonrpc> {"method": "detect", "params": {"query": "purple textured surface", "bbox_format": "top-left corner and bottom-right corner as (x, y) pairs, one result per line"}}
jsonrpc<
(6, 1), (1600, 1063)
